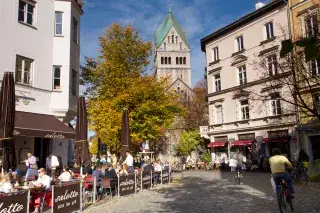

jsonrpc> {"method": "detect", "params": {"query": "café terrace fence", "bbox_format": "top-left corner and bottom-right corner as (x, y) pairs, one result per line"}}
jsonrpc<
(0, 169), (180, 213)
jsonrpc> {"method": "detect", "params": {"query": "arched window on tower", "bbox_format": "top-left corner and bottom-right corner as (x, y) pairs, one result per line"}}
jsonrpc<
(165, 57), (167, 64)
(168, 36), (170, 44)
(168, 57), (171, 64)
(176, 57), (179, 64)
(172, 35), (174, 44)
(183, 57), (186, 64)
(176, 36), (178, 44)
(180, 57), (182, 64)
(161, 57), (163, 64)
(180, 42), (182, 50)
(164, 42), (166, 50)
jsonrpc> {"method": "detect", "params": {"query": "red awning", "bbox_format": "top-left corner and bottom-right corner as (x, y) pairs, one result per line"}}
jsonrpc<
(231, 140), (253, 146)
(263, 137), (289, 143)
(207, 142), (227, 148)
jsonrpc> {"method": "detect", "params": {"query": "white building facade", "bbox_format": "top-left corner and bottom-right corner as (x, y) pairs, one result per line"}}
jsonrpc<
(200, 0), (299, 160)
(0, 0), (83, 170)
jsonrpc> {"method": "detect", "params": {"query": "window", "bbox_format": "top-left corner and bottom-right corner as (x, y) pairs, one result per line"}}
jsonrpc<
(267, 54), (278, 76)
(18, 0), (35, 26)
(71, 70), (77, 95)
(213, 47), (219, 61)
(72, 18), (78, 43)
(183, 57), (186, 64)
(270, 93), (281, 116)
(176, 36), (178, 44)
(216, 105), (223, 124)
(55, 12), (63, 35)
(168, 57), (171, 64)
(180, 57), (182, 64)
(214, 74), (221, 92)
(180, 42), (182, 50)
(311, 58), (320, 75)
(53, 66), (61, 90)
(165, 57), (167, 64)
(240, 100), (250, 120)
(164, 42), (166, 50)
(172, 35), (174, 44)
(161, 57), (164, 64)
(176, 57), (179, 64)
(304, 14), (318, 37)
(15, 56), (33, 85)
(238, 65), (247, 85)
(265, 22), (274, 40)
(235, 36), (244, 52)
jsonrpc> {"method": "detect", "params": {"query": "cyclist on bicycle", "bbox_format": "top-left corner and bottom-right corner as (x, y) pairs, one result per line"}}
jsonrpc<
(233, 149), (244, 177)
(269, 148), (294, 197)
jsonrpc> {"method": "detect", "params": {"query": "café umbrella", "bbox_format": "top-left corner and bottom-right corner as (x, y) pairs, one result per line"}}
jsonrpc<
(0, 72), (16, 172)
(121, 108), (130, 159)
(75, 97), (90, 175)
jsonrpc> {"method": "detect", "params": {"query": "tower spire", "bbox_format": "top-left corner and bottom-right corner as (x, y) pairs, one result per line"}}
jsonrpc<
(168, 1), (171, 13)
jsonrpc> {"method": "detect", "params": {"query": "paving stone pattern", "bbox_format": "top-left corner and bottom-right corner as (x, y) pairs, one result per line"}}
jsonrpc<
(84, 171), (320, 213)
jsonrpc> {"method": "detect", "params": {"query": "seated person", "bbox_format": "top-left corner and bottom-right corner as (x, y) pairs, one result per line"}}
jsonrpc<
(104, 163), (117, 179)
(0, 174), (13, 193)
(58, 166), (72, 182)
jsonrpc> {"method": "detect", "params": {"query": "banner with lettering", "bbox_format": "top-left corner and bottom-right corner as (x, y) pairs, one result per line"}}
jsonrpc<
(0, 190), (28, 213)
(141, 171), (152, 189)
(162, 169), (169, 184)
(119, 175), (136, 196)
(53, 182), (81, 213)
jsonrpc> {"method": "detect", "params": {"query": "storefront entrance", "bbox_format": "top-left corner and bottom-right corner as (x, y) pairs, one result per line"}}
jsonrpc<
(310, 135), (320, 160)
(34, 138), (51, 168)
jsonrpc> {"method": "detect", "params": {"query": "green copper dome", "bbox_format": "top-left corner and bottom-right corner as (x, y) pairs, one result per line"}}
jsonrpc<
(155, 11), (189, 48)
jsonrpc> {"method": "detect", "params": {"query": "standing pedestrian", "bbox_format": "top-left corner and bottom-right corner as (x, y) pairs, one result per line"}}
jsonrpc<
(24, 152), (38, 181)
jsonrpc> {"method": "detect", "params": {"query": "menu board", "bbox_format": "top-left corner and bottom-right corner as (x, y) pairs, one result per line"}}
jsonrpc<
(0, 190), (28, 213)
(162, 169), (169, 184)
(119, 175), (135, 196)
(141, 171), (152, 189)
(53, 182), (81, 213)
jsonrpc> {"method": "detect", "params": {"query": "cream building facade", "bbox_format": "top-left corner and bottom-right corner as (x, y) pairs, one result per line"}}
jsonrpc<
(200, 0), (299, 160)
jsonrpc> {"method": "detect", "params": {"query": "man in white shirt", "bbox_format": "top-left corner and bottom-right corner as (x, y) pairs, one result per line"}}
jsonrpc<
(123, 151), (134, 168)
(46, 153), (59, 177)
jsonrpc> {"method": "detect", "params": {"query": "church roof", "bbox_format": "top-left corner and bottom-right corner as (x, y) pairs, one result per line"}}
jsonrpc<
(155, 11), (189, 48)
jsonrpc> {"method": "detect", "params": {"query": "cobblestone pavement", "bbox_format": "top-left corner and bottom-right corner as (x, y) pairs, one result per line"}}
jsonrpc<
(84, 171), (320, 213)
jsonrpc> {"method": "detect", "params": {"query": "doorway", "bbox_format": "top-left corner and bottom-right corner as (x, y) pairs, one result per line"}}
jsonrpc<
(310, 135), (320, 160)
(34, 138), (51, 168)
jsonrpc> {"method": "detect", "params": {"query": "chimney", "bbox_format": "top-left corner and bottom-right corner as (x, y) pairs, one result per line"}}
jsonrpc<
(255, 2), (265, 10)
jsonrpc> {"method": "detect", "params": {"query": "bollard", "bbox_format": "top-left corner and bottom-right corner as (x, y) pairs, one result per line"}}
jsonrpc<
(117, 174), (120, 198)
(93, 178), (96, 203)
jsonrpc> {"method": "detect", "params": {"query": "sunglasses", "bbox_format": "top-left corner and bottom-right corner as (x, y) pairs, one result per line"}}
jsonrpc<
(38, 171), (42, 174)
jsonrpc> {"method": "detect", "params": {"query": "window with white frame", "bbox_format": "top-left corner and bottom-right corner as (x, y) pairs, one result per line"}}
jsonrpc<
(214, 73), (221, 92)
(238, 65), (247, 85)
(18, 0), (35, 26)
(53, 66), (61, 90)
(240, 99), (250, 120)
(72, 17), (78, 44)
(265, 22), (274, 40)
(267, 54), (278, 76)
(311, 58), (320, 75)
(270, 93), (281, 116)
(71, 70), (77, 95)
(55, 12), (63, 35)
(15, 55), (33, 85)
(235, 35), (244, 52)
(212, 47), (219, 62)
(215, 105), (223, 124)
(304, 14), (318, 37)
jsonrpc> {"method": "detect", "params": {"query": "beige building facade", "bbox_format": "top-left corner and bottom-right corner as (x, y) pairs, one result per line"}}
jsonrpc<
(200, 0), (299, 160)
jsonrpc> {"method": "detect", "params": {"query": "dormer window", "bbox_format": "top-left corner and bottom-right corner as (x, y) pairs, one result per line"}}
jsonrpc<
(172, 35), (174, 44)
(176, 36), (178, 44)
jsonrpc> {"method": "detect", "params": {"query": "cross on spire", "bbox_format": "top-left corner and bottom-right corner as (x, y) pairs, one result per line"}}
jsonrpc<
(169, 1), (171, 13)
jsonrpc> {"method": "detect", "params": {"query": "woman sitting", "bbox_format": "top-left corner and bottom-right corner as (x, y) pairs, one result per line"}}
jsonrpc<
(58, 166), (72, 182)
(0, 174), (13, 193)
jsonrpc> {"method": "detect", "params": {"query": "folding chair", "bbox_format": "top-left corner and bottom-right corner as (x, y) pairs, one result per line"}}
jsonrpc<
(100, 178), (116, 199)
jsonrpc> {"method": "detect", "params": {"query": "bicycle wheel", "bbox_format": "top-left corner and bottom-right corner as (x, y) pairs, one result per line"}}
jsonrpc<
(300, 168), (308, 185)
(277, 189), (286, 213)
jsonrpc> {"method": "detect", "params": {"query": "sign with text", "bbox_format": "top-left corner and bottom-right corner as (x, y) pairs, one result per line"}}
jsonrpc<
(162, 169), (169, 184)
(141, 171), (152, 189)
(119, 175), (136, 196)
(0, 190), (28, 213)
(53, 182), (81, 213)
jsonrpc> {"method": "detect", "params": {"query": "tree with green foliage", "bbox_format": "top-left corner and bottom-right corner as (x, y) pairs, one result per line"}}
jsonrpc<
(176, 130), (202, 156)
(81, 23), (183, 153)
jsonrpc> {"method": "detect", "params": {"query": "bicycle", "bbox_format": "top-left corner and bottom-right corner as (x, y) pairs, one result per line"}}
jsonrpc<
(235, 166), (242, 185)
(291, 161), (308, 185)
(276, 178), (294, 213)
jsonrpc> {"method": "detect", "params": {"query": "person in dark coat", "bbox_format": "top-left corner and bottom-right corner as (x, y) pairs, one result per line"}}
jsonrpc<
(104, 163), (117, 179)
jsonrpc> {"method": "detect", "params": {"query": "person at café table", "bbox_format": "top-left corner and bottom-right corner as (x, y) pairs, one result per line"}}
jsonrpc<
(29, 168), (51, 213)
(24, 152), (38, 181)
(0, 174), (13, 193)
(46, 153), (59, 177)
(58, 166), (72, 182)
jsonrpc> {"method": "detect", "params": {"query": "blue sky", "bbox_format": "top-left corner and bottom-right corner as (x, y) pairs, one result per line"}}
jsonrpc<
(80, 0), (271, 87)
